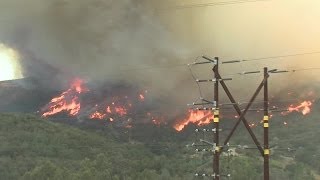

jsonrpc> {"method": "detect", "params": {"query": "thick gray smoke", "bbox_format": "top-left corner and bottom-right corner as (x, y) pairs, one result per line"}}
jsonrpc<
(0, 0), (319, 113)
(0, 0), (198, 108)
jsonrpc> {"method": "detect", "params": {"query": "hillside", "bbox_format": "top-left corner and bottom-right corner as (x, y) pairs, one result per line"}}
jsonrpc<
(0, 113), (196, 180)
(0, 113), (317, 180)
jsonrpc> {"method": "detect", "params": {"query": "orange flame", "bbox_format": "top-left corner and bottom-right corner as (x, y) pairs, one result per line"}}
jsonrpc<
(283, 100), (313, 115)
(173, 110), (214, 131)
(115, 106), (127, 116)
(139, 94), (145, 101)
(89, 104), (128, 120)
(106, 106), (112, 113)
(42, 79), (86, 117)
(90, 111), (106, 119)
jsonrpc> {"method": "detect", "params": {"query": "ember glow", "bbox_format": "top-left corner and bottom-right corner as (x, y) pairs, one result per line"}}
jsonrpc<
(90, 111), (106, 119)
(115, 106), (127, 116)
(139, 94), (145, 101)
(174, 110), (214, 131)
(41, 79), (86, 117)
(152, 119), (161, 125)
(283, 100), (313, 115)
(89, 104), (129, 120)
(249, 123), (257, 128)
(106, 106), (112, 113)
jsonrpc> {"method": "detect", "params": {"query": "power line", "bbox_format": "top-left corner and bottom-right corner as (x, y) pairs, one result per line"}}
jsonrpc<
(222, 67), (320, 78)
(241, 51), (320, 62)
(159, 0), (273, 11)
(292, 67), (320, 72)
(189, 51), (320, 67)
(218, 51), (320, 64)
(105, 51), (320, 73)
(120, 63), (187, 71)
(188, 57), (205, 98)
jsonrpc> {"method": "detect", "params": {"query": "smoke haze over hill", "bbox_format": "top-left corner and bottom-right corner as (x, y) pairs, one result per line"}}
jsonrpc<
(0, 0), (320, 107)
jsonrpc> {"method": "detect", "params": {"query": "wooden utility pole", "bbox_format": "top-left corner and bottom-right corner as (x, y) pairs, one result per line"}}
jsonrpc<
(263, 67), (270, 180)
(213, 57), (220, 179)
(190, 57), (275, 179)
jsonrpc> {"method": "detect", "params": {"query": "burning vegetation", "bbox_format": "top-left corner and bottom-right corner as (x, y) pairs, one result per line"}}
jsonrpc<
(39, 78), (316, 132)
(173, 110), (214, 131)
(283, 100), (313, 115)
(41, 79), (86, 117)
(40, 78), (163, 127)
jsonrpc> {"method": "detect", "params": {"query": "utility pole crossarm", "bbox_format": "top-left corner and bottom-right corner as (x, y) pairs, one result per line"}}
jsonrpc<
(196, 78), (232, 82)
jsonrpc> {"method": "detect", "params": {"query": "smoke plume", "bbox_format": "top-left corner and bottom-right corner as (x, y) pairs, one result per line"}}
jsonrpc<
(0, 0), (320, 112)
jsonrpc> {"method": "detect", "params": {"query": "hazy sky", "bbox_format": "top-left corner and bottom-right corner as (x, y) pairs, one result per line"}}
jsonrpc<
(155, 0), (320, 98)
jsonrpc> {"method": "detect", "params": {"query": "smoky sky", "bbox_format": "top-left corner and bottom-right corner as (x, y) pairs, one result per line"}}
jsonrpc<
(0, 0), (320, 109)
(0, 0), (194, 98)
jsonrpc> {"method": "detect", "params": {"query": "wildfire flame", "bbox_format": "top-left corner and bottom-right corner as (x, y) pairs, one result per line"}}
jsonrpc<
(90, 111), (106, 119)
(41, 78), (316, 132)
(115, 106), (127, 116)
(41, 79), (153, 125)
(88, 92), (148, 120)
(42, 79), (86, 117)
(173, 110), (214, 131)
(89, 104), (129, 120)
(139, 94), (145, 101)
(283, 100), (313, 116)
(106, 106), (112, 113)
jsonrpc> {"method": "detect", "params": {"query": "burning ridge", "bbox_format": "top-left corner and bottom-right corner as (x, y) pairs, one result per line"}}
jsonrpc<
(40, 79), (164, 128)
(40, 79), (316, 131)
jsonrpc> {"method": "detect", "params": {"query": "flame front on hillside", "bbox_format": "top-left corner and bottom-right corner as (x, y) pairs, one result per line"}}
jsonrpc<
(40, 79), (316, 131)
(173, 110), (214, 131)
(41, 79), (156, 126)
(41, 79), (87, 117)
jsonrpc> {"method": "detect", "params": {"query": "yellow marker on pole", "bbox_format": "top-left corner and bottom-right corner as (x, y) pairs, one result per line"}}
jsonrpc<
(264, 149), (270, 155)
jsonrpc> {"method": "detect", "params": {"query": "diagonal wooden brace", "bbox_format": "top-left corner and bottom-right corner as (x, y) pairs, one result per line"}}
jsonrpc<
(216, 72), (269, 156)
